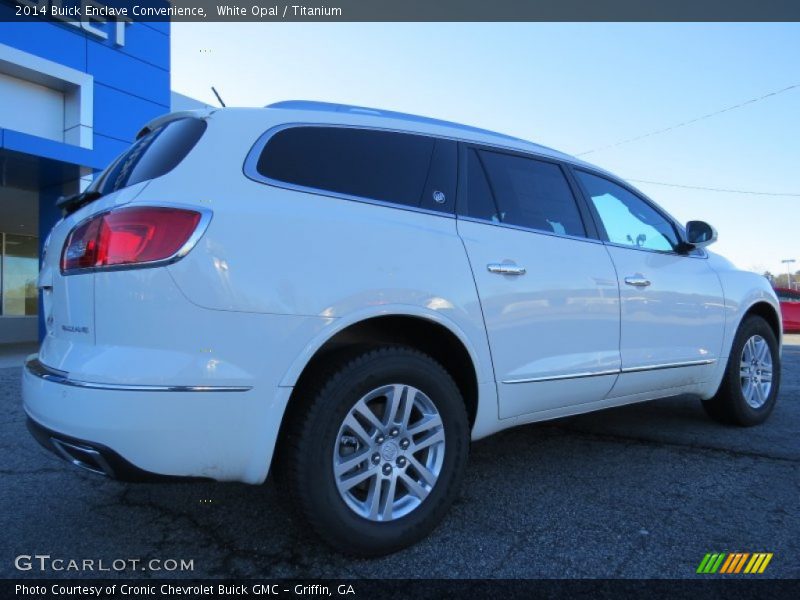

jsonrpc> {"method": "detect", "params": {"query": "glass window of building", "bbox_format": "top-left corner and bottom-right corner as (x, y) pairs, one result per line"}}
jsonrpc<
(1, 233), (39, 316)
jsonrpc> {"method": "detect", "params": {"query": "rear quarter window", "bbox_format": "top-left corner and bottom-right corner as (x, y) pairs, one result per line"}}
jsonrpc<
(255, 126), (456, 211)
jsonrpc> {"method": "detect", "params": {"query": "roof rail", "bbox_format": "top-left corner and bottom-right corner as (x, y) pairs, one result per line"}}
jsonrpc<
(265, 100), (535, 147)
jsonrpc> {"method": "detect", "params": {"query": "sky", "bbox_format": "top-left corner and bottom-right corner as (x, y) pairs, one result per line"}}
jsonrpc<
(171, 23), (799, 276)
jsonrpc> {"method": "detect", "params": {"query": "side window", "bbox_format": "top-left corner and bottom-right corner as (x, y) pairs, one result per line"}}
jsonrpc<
(256, 126), (455, 210)
(575, 171), (679, 252)
(464, 149), (586, 237)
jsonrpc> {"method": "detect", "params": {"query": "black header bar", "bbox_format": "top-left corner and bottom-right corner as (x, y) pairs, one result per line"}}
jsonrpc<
(3, 0), (800, 23)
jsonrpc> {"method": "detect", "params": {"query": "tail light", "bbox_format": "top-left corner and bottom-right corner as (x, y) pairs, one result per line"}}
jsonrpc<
(61, 207), (207, 274)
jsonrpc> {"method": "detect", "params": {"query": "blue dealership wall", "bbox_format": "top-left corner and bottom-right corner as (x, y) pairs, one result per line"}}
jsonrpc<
(0, 10), (171, 341)
(0, 17), (171, 169)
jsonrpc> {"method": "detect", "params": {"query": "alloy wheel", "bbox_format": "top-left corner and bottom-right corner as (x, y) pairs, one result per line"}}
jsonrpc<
(333, 384), (446, 522)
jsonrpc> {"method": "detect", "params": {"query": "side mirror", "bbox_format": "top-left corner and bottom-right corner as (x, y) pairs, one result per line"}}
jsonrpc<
(685, 220), (717, 248)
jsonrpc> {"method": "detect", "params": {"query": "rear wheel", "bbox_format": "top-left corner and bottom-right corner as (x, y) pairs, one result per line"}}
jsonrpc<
(702, 315), (780, 426)
(280, 346), (469, 556)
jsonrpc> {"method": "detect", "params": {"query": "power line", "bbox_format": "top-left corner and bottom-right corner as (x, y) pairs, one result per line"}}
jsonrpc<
(627, 178), (800, 198)
(576, 83), (800, 156)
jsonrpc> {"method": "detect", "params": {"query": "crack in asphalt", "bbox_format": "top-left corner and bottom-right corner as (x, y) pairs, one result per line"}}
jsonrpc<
(103, 486), (359, 579)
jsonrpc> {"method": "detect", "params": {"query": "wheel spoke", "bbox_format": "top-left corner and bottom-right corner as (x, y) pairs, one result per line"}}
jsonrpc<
(366, 476), (383, 520)
(380, 476), (397, 521)
(343, 414), (373, 446)
(334, 449), (370, 476)
(400, 472), (430, 501)
(408, 413), (442, 436)
(741, 379), (754, 404)
(740, 360), (750, 377)
(412, 429), (445, 453)
(754, 381), (766, 405)
(399, 387), (416, 428)
(756, 339), (769, 363)
(745, 337), (756, 360)
(407, 454), (437, 487)
(353, 400), (385, 433)
(384, 385), (406, 426)
(340, 465), (376, 491)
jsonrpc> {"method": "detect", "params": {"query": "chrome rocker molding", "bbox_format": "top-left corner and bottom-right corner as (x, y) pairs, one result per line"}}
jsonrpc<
(502, 359), (717, 384)
(25, 357), (252, 393)
(620, 359), (717, 374)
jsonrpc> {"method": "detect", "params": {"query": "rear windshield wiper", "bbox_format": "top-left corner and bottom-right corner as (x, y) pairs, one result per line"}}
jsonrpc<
(56, 190), (102, 215)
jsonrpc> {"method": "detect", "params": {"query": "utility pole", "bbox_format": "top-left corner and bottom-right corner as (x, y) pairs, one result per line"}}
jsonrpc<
(781, 258), (796, 290)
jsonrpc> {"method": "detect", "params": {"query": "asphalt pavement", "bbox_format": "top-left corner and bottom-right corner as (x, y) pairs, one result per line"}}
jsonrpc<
(1, 338), (798, 579)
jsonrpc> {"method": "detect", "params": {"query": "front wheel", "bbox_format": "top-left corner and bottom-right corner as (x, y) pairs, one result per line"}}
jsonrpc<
(702, 315), (781, 426)
(281, 346), (469, 556)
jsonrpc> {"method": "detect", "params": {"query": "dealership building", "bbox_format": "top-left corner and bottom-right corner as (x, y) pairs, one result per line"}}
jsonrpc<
(0, 10), (200, 343)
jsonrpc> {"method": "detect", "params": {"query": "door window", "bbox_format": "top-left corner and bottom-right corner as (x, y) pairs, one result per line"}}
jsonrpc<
(464, 149), (586, 237)
(576, 171), (679, 252)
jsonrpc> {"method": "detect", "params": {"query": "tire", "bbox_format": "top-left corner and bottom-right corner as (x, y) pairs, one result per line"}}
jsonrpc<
(702, 315), (780, 426)
(280, 346), (469, 556)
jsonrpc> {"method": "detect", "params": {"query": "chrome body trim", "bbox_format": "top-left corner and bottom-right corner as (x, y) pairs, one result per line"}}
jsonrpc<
(25, 357), (252, 393)
(502, 359), (716, 384)
(503, 369), (619, 384)
(457, 215), (605, 245)
(620, 359), (717, 373)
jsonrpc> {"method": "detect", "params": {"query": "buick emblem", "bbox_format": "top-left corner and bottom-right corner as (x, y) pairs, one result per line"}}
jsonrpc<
(381, 441), (398, 462)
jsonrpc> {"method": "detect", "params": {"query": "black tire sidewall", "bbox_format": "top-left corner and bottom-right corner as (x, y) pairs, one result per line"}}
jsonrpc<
(723, 316), (781, 425)
(298, 349), (469, 555)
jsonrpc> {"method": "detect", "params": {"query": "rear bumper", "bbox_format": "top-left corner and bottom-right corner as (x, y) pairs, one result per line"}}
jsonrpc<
(23, 356), (291, 484)
(26, 416), (206, 482)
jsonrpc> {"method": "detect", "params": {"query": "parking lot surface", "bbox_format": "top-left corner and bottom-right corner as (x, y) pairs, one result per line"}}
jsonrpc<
(2, 339), (798, 579)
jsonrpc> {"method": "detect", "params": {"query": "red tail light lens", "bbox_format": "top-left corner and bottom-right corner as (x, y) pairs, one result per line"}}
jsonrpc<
(61, 207), (204, 273)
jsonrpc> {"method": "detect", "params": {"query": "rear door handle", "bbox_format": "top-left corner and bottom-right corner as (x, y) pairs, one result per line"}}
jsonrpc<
(487, 263), (526, 276)
(624, 276), (651, 287)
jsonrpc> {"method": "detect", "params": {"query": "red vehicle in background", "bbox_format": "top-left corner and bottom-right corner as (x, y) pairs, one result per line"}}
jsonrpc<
(775, 287), (800, 332)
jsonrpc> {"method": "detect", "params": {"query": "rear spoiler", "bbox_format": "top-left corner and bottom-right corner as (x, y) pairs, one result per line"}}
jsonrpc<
(56, 190), (102, 215)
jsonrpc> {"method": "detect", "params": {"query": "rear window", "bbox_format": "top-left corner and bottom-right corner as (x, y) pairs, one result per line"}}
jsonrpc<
(256, 126), (455, 210)
(88, 117), (206, 196)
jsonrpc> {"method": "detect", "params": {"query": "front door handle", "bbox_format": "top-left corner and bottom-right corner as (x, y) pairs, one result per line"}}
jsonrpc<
(487, 263), (526, 276)
(624, 276), (651, 287)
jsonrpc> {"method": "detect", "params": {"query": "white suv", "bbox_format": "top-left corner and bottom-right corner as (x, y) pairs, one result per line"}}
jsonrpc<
(23, 101), (782, 555)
